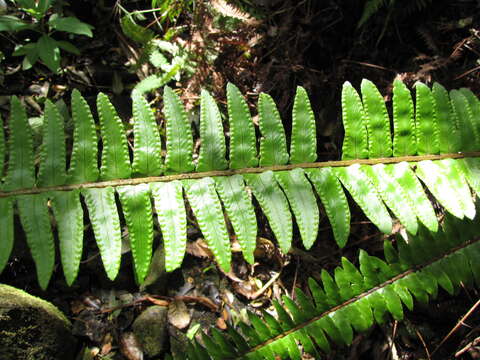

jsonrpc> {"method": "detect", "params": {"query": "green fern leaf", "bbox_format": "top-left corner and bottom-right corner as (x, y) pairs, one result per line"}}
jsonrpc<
(415, 160), (466, 219)
(226, 83), (258, 169)
(214, 175), (257, 264)
(306, 167), (350, 248)
(17, 194), (55, 290)
(450, 89), (477, 151)
(458, 157), (480, 195)
(460, 88), (480, 143)
(68, 89), (99, 184)
(38, 99), (67, 186)
(341, 82), (368, 160)
(436, 159), (475, 219)
(83, 187), (122, 280)
(97, 93), (132, 180)
(257, 92), (289, 166)
(245, 171), (292, 253)
(4, 96), (35, 190)
(163, 86), (195, 174)
(415, 82), (439, 155)
(275, 168), (319, 249)
(392, 79), (416, 156)
(151, 180), (188, 272)
(117, 184), (154, 284)
(432, 83), (460, 153)
(290, 86), (317, 164)
(197, 90), (228, 172)
(132, 94), (163, 176)
(363, 164), (418, 234)
(384, 162), (438, 232)
(51, 190), (84, 286)
(0, 198), (13, 274)
(361, 79), (392, 158)
(335, 164), (392, 234)
(183, 177), (231, 272)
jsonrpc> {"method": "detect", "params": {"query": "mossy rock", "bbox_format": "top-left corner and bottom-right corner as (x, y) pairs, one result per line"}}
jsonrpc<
(133, 305), (168, 357)
(0, 284), (76, 360)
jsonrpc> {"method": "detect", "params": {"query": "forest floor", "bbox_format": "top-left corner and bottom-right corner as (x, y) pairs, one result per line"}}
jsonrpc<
(1, 0), (480, 359)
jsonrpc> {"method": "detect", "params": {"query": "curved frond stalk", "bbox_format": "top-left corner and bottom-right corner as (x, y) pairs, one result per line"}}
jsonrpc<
(226, 83), (258, 169)
(191, 215), (480, 359)
(151, 180), (188, 272)
(17, 194), (55, 290)
(117, 184), (154, 284)
(257, 92), (289, 166)
(415, 82), (439, 155)
(290, 86), (317, 164)
(392, 79), (416, 156)
(83, 187), (122, 280)
(341, 82), (368, 160)
(197, 89), (228, 172)
(4, 96), (35, 191)
(361, 79), (392, 158)
(51, 190), (84, 286)
(68, 89), (99, 184)
(38, 100), (67, 186)
(132, 94), (163, 176)
(97, 93), (132, 180)
(163, 86), (195, 174)
(183, 177), (231, 272)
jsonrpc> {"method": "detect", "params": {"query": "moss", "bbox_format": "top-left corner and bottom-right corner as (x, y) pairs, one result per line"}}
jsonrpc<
(0, 284), (76, 360)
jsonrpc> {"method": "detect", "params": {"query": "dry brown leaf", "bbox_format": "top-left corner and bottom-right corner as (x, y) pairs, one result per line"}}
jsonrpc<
(186, 238), (214, 259)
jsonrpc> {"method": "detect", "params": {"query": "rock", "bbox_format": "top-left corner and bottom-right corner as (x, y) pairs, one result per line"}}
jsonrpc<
(132, 305), (168, 357)
(0, 284), (76, 360)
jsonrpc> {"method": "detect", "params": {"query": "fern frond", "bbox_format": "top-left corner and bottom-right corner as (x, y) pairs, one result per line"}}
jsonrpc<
(190, 214), (480, 359)
(0, 79), (479, 287)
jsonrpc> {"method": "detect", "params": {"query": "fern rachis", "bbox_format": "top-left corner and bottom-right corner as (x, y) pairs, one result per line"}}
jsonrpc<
(0, 81), (479, 292)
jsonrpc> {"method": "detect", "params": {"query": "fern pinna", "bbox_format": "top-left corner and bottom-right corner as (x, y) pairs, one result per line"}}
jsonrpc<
(0, 80), (480, 291)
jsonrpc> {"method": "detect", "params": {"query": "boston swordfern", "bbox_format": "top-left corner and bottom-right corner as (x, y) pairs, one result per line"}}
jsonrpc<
(0, 79), (479, 292)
